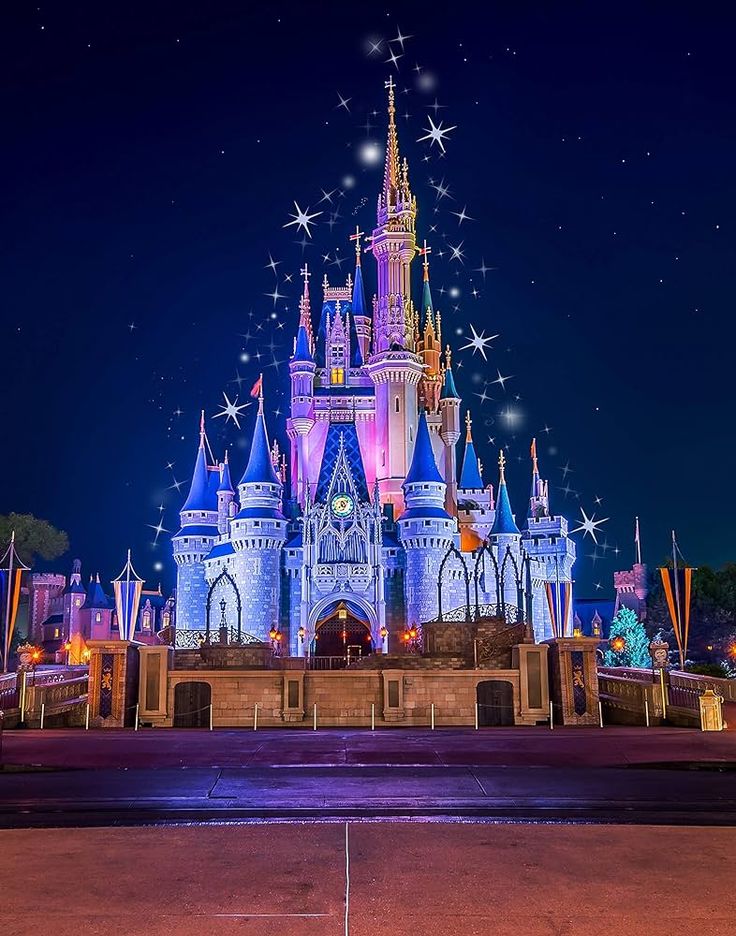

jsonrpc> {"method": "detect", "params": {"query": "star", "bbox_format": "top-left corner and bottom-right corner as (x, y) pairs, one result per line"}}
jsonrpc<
(265, 253), (281, 275)
(336, 92), (352, 113)
(427, 98), (446, 116)
(213, 392), (251, 429)
(491, 369), (513, 390)
(429, 177), (453, 200)
(474, 258), (496, 280)
(265, 285), (286, 307)
(283, 201), (322, 237)
(448, 240), (466, 263)
(571, 507), (610, 544)
(460, 324), (499, 361)
(148, 520), (171, 544)
(450, 205), (474, 225)
(417, 116), (457, 153)
(390, 26), (413, 51)
(318, 187), (338, 204)
(385, 48), (403, 70)
(367, 39), (383, 56)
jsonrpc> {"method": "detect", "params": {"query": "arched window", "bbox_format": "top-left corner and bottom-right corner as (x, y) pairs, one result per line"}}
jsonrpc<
(331, 367), (344, 385)
(142, 610), (151, 630)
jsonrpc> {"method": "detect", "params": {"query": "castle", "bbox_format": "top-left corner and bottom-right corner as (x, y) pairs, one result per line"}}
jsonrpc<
(173, 79), (576, 656)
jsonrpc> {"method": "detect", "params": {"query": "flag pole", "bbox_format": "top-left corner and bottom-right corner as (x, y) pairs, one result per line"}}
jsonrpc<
(635, 516), (642, 565)
(672, 530), (684, 669)
(2, 531), (14, 674)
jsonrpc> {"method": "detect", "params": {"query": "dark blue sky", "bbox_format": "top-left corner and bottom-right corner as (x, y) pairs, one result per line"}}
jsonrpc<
(2, 2), (734, 595)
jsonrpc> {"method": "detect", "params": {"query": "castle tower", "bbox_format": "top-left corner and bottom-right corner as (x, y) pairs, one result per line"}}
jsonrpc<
(172, 412), (220, 633)
(62, 558), (87, 648)
(528, 438), (550, 519)
(490, 451), (522, 609)
(398, 411), (456, 626)
(216, 451), (236, 534)
(438, 347), (461, 515)
(287, 265), (317, 505)
(350, 226), (371, 362)
(229, 385), (287, 640)
(417, 242), (443, 415)
(364, 78), (424, 513)
(457, 411), (495, 549)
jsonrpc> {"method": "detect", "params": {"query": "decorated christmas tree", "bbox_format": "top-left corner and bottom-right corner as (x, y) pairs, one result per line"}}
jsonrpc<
(603, 607), (650, 668)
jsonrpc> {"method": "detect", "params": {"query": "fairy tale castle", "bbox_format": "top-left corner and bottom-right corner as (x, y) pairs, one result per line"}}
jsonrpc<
(173, 80), (576, 656)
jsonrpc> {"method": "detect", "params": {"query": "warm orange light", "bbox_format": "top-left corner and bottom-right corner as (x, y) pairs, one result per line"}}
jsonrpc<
(64, 641), (72, 652)
(269, 628), (278, 640)
(409, 628), (417, 639)
(706, 645), (713, 652)
(31, 650), (41, 662)
(297, 626), (305, 640)
(728, 644), (736, 658)
(610, 636), (626, 653)
(379, 626), (388, 639)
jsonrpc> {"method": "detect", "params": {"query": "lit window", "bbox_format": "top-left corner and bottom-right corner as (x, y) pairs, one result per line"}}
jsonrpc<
(142, 611), (151, 630)
(54, 628), (60, 638)
(331, 367), (344, 385)
(95, 612), (101, 623)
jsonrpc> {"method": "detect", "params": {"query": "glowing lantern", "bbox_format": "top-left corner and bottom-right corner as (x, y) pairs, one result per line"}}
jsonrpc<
(298, 626), (306, 640)
(610, 635), (626, 653)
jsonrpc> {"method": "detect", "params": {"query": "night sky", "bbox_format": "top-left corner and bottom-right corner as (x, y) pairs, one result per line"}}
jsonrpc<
(2, 2), (734, 596)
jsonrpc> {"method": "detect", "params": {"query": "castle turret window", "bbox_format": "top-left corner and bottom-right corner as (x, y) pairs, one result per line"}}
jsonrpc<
(331, 367), (344, 385)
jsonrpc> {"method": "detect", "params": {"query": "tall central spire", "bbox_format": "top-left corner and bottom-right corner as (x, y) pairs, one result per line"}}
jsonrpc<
(382, 76), (401, 207)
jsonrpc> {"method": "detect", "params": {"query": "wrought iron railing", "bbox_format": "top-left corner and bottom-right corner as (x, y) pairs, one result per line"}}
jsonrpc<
(431, 603), (522, 624)
(174, 628), (262, 650)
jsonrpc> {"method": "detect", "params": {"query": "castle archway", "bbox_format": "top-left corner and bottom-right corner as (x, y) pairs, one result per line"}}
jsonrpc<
(308, 596), (377, 659)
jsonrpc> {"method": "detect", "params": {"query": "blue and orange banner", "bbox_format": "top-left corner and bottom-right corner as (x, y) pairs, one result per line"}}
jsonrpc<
(112, 550), (144, 642)
(0, 533), (30, 672)
(545, 580), (573, 638)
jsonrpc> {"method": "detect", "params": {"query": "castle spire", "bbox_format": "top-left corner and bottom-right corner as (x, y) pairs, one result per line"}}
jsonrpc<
(404, 410), (444, 486)
(298, 263), (313, 346)
(527, 437), (550, 520)
(182, 413), (218, 513)
(459, 411), (484, 490)
(382, 76), (400, 208)
(240, 382), (280, 486)
(491, 450), (520, 535)
(440, 346), (460, 400)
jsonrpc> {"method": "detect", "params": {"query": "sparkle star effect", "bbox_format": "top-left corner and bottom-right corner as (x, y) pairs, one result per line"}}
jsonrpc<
(417, 116), (457, 154)
(571, 507), (610, 544)
(213, 392), (251, 429)
(459, 325), (499, 361)
(283, 201), (322, 238)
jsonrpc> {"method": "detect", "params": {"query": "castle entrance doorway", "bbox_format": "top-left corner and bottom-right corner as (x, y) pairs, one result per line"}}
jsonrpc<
(173, 681), (212, 728)
(312, 601), (374, 658)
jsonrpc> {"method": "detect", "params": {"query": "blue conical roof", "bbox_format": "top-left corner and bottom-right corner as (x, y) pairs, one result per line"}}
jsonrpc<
(292, 324), (313, 363)
(182, 437), (218, 511)
(459, 439), (483, 490)
(491, 466), (520, 535)
(352, 261), (367, 317)
(404, 411), (443, 486)
(421, 269), (434, 329)
(217, 454), (234, 494)
(240, 406), (280, 485)
(82, 574), (113, 610)
(441, 366), (460, 400)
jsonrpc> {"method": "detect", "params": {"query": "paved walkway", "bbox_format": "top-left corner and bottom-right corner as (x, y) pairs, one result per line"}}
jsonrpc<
(3, 725), (735, 769)
(1, 823), (734, 935)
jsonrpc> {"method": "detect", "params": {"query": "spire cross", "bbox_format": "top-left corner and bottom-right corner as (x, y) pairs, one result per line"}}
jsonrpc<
(465, 409), (472, 441)
(445, 345), (452, 369)
(349, 225), (364, 264)
(419, 239), (432, 280)
(385, 76), (396, 109)
(530, 437), (539, 474)
(498, 449), (507, 483)
(300, 263), (310, 290)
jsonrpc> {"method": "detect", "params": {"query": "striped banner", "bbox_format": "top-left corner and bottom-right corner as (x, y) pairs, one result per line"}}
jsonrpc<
(545, 580), (574, 638)
(0, 568), (23, 670)
(659, 566), (693, 664)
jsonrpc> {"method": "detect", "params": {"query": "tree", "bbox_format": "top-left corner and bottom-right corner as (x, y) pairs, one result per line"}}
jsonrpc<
(0, 513), (69, 566)
(603, 607), (650, 668)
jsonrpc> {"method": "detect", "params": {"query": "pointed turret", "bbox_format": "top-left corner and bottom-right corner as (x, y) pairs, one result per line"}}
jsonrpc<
(293, 324), (313, 363)
(459, 411), (484, 491)
(404, 410), (444, 486)
(297, 263), (314, 349)
(182, 412), (218, 513)
(217, 450), (234, 494)
(440, 348), (460, 400)
(381, 75), (401, 210)
(438, 345), (462, 514)
(240, 392), (281, 486)
(216, 451), (236, 534)
(527, 437), (550, 519)
(82, 573), (112, 610)
(491, 451), (520, 535)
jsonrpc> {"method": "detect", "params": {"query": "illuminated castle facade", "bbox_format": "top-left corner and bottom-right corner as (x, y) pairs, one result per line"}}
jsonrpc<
(173, 80), (576, 654)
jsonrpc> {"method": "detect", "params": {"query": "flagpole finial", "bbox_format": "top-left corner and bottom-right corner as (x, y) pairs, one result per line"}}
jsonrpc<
(530, 437), (539, 474)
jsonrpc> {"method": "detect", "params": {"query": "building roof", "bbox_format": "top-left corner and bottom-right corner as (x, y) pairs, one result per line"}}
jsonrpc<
(217, 454), (234, 494)
(441, 365), (460, 400)
(352, 261), (368, 318)
(182, 438), (218, 513)
(206, 541), (236, 560)
(82, 574), (113, 610)
(404, 411), (444, 486)
(490, 455), (520, 535)
(173, 524), (219, 538)
(292, 324), (313, 363)
(240, 406), (280, 486)
(459, 418), (483, 490)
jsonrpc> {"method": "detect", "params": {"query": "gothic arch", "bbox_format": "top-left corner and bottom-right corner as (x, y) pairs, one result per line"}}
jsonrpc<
(473, 540), (500, 618)
(206, 570), (242, 641)
(307, 593), (378, 633)
(438, 544), (471, 621)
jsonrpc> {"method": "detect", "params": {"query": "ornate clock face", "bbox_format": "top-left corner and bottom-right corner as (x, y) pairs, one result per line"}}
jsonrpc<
(331, 493), (355, 519)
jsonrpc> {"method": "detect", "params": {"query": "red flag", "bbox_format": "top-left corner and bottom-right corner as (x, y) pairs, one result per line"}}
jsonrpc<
(250, 375), (263, 399)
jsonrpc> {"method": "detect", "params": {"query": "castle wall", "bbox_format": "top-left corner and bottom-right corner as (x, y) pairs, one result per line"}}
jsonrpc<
(175, 562), (209, 632)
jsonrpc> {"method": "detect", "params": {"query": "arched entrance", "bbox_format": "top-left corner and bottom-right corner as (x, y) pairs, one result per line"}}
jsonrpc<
(312, 601), (374, 659)
(173, 681), (212, 728)
(476, 680), (515, 727)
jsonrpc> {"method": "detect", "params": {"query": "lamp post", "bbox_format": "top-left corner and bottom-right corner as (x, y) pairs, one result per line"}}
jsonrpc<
(219, 598), (228, 644)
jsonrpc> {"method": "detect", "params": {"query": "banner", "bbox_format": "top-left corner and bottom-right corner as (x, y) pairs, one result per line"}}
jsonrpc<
(545, 580), (573, 638)
(0, 533), (30, 672)
(112, 550), (144, 642)
(659, 566), (694, 665)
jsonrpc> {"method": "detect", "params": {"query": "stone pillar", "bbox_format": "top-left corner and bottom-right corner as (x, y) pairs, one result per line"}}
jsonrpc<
(87, 640), (141, 728)
(513, 643), (549, 723)
(545, 637), (600, 727)
(138, 645), (173, 725)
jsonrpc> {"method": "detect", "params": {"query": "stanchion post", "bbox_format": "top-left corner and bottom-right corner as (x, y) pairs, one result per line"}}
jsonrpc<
(371, 702), (375, 731)
(313, 702), (317, 731)
(431, 702), (435, 730)
(85, 702), (90, 730)
(474, 702), (479, 730)
(644, 698), (650, 728)
(134, 704), (140, 731)
(253, 702), (258, 731)
(598, 700), (604, 728)
(549, 700), (554, 730)
(40, 702), (45, 730)
(20, 671), (27, 723)
(659, 667), (668, 721)
(209, 703), (214, 731)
